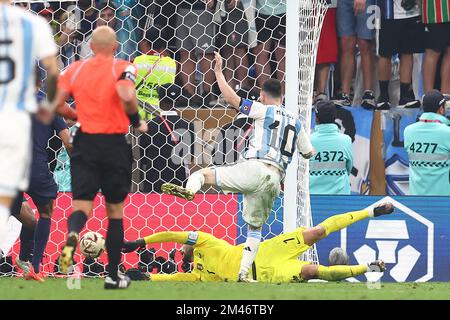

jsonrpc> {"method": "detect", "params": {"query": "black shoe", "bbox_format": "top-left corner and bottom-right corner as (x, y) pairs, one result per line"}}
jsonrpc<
(376, 95), (391, 110)
(104, 274), (131, 289)
(361, 90), (376, 110)
(373, 202), (394, 217)
(399, 95), (421, 108)
(314, 93), (328, 105)
(333, 92), (352, 107)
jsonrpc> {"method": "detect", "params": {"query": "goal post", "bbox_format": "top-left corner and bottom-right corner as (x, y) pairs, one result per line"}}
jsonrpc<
(284, 0), (329, 263)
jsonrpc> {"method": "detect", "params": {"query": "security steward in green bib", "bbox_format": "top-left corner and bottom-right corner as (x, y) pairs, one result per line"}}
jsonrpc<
(404, 90), (450, 195)
(309, 101), (353, 195)
(134, 27), (177, 121)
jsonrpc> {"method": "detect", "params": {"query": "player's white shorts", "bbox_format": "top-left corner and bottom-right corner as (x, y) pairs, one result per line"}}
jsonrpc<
(213, 159), (282, 228)
(0, 112), (32, 197)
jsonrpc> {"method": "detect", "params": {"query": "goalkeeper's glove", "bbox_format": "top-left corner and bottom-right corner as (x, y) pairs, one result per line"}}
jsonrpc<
(122, 239), (146, 253)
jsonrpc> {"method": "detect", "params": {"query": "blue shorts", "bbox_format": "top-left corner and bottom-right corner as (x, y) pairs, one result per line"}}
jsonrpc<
(336, 0), (375, 40)
(27, 167), (58, 204)
(10, 186), (56, 218)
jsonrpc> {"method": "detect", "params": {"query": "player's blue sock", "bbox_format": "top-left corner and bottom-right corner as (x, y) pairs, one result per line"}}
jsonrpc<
(19, 226), (35, 262)
(32, 217), (51, 273)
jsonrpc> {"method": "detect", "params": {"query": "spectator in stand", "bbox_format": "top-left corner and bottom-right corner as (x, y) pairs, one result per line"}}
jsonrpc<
(110, 0), (140, 59)
(254, 0), (286, 92)
(216, 0), (252, 97)
(79, 2), (138, 60)
(421, 0), (450, 95)
(176, 0), (217, 106)
(134, 27), (177, 121)
(56, 11), (84, 68)
(77, 0), (98, 39)
(37, 7), (60, 35)
(335, 0), (376, 108)
(376, 0), (424, 109)
(314, 0), (338, 103)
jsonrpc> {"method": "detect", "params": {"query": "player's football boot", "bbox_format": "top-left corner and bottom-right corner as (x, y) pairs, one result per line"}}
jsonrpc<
(104, 274), (131, 289)
(372, 202), (394, 217)
(16, 257), (31, 274)
(367, 260), (386, 272)
(58, 232), (78, 274)
(161, 183), (195, 201)
(24, 269), (45, 283)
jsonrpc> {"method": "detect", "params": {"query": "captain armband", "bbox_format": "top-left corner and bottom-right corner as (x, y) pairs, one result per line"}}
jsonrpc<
(119, 65), (137, 83)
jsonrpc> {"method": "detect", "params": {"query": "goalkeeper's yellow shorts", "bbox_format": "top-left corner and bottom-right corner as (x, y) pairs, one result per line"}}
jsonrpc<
(255, 228), (311, 283)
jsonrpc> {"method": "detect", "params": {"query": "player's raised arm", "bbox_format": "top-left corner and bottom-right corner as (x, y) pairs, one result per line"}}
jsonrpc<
(213, 51), (241, 110)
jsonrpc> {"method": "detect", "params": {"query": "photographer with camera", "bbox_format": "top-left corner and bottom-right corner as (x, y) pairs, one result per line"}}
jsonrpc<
(376, 0), (424, 109)
(404, 90), (450, 195)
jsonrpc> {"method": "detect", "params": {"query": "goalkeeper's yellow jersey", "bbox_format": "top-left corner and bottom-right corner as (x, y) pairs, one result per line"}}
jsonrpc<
(145, 229), (311, 283)
(144, 231), (243, 282)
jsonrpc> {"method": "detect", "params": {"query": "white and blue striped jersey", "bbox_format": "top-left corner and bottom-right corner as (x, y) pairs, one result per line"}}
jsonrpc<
(0, 4), (57, 113)
(239, 99), (313, 171)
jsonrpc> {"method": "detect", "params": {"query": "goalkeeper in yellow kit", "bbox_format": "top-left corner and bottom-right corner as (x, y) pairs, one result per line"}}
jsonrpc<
(123, 203), (394, 283)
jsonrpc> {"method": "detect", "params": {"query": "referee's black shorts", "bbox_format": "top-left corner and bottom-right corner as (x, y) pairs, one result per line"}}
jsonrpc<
(71, 132), (132, 204)
(378, 16), (425, 57)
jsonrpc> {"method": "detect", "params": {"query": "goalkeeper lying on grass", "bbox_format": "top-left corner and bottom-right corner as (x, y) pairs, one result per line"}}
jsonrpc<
(123, 203), (394, 283)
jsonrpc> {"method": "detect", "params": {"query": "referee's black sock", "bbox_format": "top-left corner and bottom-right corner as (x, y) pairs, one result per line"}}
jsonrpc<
(106, 218), (124, 281)
(67, 210), (88, 236)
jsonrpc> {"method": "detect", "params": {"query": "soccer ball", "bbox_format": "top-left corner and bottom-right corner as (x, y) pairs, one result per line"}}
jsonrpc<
(328, 247), (349, 265)
(79, 231), (105, 258)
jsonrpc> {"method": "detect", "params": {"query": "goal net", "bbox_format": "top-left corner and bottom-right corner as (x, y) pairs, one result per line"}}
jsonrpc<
(0, 0), (327, 278)
(289, 0), (329, 264)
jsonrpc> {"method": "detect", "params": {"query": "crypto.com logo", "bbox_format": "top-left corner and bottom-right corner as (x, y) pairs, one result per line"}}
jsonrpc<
(341, 197), (434, 283)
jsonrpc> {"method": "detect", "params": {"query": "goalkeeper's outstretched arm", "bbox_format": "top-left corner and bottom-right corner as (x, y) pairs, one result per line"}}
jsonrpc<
(213, 51), (241, 111)
(123, 231), (204, 252)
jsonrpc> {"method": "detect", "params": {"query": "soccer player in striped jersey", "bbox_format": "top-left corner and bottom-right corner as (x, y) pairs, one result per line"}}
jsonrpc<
(162, 51), (314, 282)
(0, 1), (58, 258)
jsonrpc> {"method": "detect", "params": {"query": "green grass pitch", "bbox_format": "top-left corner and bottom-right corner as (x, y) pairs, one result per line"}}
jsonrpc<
(1, 278), (449, 300)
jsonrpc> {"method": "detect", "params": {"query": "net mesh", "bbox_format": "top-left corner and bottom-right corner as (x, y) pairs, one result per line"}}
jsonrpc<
(0, 0), (326, 278)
